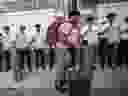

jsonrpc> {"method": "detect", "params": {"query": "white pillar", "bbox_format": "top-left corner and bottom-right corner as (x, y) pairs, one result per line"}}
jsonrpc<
(56, 0), (69, 16)
(63, 0), (69, 16)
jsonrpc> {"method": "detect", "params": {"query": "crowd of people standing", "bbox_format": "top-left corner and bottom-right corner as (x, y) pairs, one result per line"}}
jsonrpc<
(0, 10), (80, 92)
(0, 7), (128, 94)
(80, 9), (128, 71)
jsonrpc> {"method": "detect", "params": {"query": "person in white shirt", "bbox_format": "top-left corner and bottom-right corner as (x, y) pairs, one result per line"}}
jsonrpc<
(1, 25), (15, 50)
(105, 12), (120, 45)
(80, 25), (88, 41)
(30, 24), (49, 49)
(120, 17), (128, 40)
(16, 24), (29, 49)
(97, 16), (110, 38)
(119, 16), (128, 68)
(80, 13), (99, 46)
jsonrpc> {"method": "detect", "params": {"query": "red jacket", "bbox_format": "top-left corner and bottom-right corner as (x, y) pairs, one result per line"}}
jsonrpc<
(47, 16), (64, 47)
(47, 16), (80, 48)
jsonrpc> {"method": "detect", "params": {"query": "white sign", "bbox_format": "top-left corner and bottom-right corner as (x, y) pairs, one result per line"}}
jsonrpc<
(0, 9), (48, 24)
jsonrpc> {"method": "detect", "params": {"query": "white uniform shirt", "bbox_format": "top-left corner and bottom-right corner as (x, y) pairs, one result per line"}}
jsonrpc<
(80, 25), (88, 40)
(30, 25), (49, 49)
(87, 24), (99, 44)
(120, 24), (128, 40)
(81, 24), (99, 44)
(97, 17), (110, 35)
(108, 24), (120, 43)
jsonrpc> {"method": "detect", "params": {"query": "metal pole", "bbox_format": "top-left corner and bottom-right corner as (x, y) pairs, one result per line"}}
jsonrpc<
(57, 0), (69, 16)
(64, 0), (70, 16)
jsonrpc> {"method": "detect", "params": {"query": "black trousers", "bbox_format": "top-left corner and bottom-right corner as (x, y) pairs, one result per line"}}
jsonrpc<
(48, 48), (55, 71)
(107, 43), (119, 69)
(0, 51), (3, 72)
(119, 40), (128, 70)
(3, 50), (11, 72)
(15, 48), (32, 82)
(67, 48), (77, 67)
(23, 48), (33, 72)
(34, 49), (40, 71)
(0, 50), (11, 72)
(98, 39), (108, 69)
(98, 38), (120, 70)
(33, 49), (46, 71)
(15, 49), (25, 81)
(16, 48), (25, 71)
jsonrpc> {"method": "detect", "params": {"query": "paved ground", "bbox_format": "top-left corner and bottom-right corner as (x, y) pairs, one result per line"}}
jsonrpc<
(6, 68), (128, 96)
(7, 69), (69, 96)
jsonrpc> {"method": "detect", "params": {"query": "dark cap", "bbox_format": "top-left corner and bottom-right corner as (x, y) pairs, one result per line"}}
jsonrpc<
(3, 26), (10, 31)
(69, 11), (80, 17)
(20, 25), (26, 31)
(85, 15), (95, 22)
(124, 16), (128, 23)
(35, 24), (41, 28)
(106, 12), (117, 19)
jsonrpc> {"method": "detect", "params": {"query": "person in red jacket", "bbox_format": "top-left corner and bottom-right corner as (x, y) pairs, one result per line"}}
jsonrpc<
(47, 17), (60, 48)
(47, 11), (80, 48)
(56, 13), (80, 48)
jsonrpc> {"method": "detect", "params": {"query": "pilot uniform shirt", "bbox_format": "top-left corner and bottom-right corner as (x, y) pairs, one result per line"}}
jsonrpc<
(97, 17), (110, 39)
(107, 24), (120, 44)
(16, 33), (27, 49)
(80, 25), (88, 45)
(81, 24), (98, 45)
(1, 32), (13, 50)
(30, 25), (42, 49)
(88, 24), (99, 44)
(120, 23), (128, 40)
